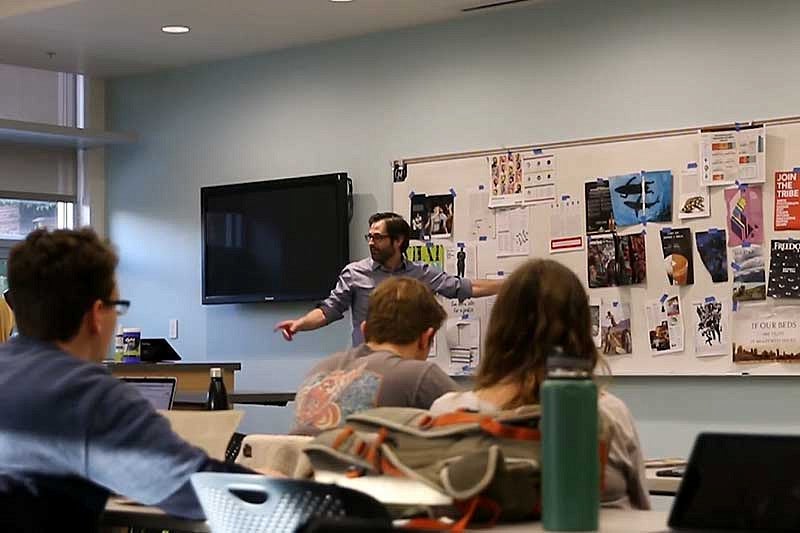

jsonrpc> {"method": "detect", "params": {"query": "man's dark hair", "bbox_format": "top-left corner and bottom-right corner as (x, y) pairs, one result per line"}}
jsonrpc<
(9, 228), (118, 342)
(368, 212), (410, 253)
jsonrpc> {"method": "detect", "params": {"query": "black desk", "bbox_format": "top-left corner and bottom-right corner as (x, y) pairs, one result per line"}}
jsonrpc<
(174, 391), (296, 409)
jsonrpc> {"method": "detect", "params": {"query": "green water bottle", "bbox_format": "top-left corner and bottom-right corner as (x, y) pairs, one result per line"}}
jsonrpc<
(541, 347), (599, 531)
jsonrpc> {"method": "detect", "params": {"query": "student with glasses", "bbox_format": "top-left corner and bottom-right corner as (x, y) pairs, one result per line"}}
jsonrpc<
(275, 212), (503, 346)
(0, 228), (261, 531)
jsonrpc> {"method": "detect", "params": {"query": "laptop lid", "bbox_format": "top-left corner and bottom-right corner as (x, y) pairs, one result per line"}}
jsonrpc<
(140, 338), (181, 362)
(669, 433), (800, 532)
(121, 376), (177, 410)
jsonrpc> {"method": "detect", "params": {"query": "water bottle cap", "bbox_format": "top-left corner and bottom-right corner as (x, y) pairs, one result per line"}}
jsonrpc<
(546, 354), (592, 372)
(210, 367), (222, 378)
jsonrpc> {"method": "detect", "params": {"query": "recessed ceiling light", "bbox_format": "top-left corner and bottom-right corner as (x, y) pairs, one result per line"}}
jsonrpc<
(329, 0), (353, 3)
(161, 25), (190, 34)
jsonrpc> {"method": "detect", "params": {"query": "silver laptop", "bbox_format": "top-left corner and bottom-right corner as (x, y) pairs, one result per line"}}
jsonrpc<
(121, 376), (177, 410)
(665, 432), (800, 532)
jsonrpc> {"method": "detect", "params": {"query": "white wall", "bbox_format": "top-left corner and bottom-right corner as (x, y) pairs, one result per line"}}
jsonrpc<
(107, 0), (800, 450)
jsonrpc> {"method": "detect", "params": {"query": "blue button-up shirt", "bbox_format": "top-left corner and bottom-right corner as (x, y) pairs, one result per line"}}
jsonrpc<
(318, 257), (473, 346)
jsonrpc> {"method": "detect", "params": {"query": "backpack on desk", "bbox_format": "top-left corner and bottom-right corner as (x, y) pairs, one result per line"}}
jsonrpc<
(304, 406), (609, 528)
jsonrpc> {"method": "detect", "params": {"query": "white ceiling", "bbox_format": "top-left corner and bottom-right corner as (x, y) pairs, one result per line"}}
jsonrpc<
(0, 0), (540, 78)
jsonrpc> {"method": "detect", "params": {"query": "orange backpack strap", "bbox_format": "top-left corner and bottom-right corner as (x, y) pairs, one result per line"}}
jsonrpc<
(479, 417), (540, 441)
(403, 496), (502, 532)
(599, 439), (608, 490)
(366, 427), (389, 470)
(424, 411), (484, 428)
(331, 426), (354, 450)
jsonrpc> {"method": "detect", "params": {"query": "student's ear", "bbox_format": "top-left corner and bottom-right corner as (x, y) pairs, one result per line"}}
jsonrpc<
(418, 327), (435, 358)
(88, 299), (104, 334)
(360, 321), (367, 340)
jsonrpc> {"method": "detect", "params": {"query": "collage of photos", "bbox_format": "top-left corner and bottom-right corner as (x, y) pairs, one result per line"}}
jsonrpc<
(645, 295), (684, 355)
(586, 232), (646, 288)
(489, 153), (523, 206)
(600, 301), (632, 356)
(410, 193), (455, 240)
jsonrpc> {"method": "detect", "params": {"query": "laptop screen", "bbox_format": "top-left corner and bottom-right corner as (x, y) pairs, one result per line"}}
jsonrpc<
(121, 377), (177, 410)
(669, 433), (800, 531)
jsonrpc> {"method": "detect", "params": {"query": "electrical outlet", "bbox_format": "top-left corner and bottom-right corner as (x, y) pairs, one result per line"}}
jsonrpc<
(169, 319), (178, 339)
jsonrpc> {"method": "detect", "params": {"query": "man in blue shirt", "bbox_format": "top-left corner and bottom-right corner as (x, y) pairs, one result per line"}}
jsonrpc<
(275, 212), (503, 346)
(0, 228), (252, 531)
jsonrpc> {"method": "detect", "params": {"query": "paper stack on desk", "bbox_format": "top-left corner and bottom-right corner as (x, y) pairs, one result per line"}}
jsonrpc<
(158, 409), (244, 461)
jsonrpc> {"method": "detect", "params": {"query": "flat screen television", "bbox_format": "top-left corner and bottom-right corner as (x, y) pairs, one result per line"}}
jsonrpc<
(201, 173), (351, 304)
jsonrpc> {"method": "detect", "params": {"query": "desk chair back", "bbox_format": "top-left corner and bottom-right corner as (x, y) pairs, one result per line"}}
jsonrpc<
(191, 473), (391, 533)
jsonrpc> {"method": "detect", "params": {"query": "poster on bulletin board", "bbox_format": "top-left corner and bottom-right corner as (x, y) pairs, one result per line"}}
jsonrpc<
(774, 170), (800, 230)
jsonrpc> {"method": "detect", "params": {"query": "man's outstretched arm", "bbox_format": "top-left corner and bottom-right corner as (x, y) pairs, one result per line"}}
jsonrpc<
(470, 278), (504, 298)
(274, 308), (328, 340)
(275, 267), (353, 340)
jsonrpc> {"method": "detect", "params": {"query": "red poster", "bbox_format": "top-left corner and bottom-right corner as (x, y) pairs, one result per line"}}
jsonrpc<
(775, 170), (800, 230)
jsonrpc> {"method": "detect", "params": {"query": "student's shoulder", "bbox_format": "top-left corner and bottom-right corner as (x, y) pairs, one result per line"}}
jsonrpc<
(599, 391), (637, 429)
(367, 350), (432, 371)
(429, 390), (480, 415)
(302, 347), (362, 378)
(0, 342), (139, 423)
(599, 391), (632, 414)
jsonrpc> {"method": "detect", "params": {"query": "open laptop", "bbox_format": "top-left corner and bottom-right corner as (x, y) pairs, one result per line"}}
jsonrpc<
(121, 376), (177, 410)
(666, 432), (800, 531)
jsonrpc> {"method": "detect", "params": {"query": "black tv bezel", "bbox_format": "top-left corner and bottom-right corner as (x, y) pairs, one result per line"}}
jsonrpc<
(200, 172), (350, 305)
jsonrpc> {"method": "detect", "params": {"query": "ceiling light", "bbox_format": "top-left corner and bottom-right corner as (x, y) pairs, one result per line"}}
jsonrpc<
(329, 0), (353, 3)
(161, 25), (190, 34)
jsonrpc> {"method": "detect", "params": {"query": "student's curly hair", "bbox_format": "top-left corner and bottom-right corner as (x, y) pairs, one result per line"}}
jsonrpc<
(477, 259), (600, 408)
(9, 228), (118, 341)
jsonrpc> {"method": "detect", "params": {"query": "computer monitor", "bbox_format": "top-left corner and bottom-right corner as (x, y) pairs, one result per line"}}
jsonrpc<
(121, 377), (177, 410)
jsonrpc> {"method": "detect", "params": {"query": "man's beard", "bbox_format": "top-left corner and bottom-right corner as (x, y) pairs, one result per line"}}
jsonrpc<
(370, 246), (393, 264)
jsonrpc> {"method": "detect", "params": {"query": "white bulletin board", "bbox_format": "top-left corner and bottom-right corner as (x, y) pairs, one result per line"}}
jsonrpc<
(393, 119), (800, 376)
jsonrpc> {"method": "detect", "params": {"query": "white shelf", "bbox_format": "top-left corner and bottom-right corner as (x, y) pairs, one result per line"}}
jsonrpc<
(0, 118), (137, 148)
